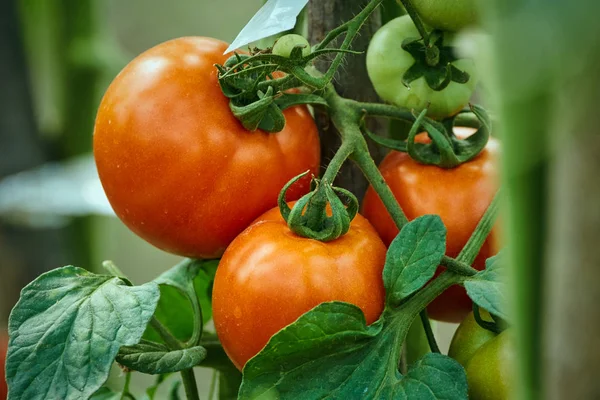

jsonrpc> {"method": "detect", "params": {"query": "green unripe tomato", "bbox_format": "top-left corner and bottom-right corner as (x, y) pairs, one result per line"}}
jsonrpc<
(448, 310), (497, 367)
(407, 0), (479, 32)
(465, 331), (515, 400)
(366, 16), (478, 120)
(272, 34), (311, 58)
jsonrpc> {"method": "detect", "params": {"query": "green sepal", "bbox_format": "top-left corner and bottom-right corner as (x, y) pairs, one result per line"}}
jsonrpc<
(400, 32), (471, 92)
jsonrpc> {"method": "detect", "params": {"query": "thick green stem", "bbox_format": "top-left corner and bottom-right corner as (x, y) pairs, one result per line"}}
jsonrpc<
(180, 369), (200, 400)
(322, 142), (354, 183)
(397, 0), (430, 45)
(402, 271), (465, 316)
(457, 191), (501, 265)
(352, 147), (409, 228)
(440, 256), (478, 276)
(355, 101), (415, 121)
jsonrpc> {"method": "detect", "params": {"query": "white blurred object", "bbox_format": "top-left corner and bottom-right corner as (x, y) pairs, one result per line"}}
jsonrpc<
(0, 155), (115, 228)
(225, 0), (309, 54)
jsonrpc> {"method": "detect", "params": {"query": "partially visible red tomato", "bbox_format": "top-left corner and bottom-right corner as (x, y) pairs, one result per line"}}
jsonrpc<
(361, 127), (500, 322)
(1, 329), (7, 400)
(212, 204), (387, 370)
(94, 37), (320, 258)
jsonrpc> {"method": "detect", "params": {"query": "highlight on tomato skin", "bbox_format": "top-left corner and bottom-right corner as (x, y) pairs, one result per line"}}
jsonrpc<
(361, 127), (500, 323)
(93, 37), (321, 259)
(211, 204), (387, 370)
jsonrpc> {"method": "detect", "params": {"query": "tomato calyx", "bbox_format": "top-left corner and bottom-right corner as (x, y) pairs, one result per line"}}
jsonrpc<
(401, 32), (470, 92)
(363, 103), (491, 168)
(278, 171), (359, 241)
(217, 47), (359, 133)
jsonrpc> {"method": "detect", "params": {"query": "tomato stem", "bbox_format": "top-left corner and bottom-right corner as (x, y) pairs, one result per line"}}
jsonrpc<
(180, 369), (200, 400)
(440, 256), (478, 276)
(419, 310), (440, 353)
(457, 190), (501, 265)
(397, 0), (431, 46)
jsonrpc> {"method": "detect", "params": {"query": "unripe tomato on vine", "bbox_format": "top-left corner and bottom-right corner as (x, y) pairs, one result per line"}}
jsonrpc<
(407, 0), (479, 32)
(212, 204), (387, 370)
(449, 310), (515, 400)
(94, 37), (320, 258)
(366, 15), (478, 120)
(362, 127), (500, 323)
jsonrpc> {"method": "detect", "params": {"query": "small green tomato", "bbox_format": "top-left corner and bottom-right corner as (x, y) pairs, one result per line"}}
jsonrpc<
(272, 34), (311, 58)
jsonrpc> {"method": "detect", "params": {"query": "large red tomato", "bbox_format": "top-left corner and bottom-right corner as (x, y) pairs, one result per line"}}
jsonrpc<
(212, 205), (386, 370)
(362, 128), (500, 323)
(94, 37), (320, 258)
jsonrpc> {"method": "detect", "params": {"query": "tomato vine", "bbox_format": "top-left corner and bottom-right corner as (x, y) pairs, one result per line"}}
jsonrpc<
(3, 0), (507, 399)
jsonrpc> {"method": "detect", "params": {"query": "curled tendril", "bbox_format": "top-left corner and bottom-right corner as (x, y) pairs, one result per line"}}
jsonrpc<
(277, 172), (359, 242)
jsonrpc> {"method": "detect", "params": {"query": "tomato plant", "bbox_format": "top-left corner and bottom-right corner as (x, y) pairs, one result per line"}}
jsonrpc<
(362, 127), (500, 322)
(94, 37), (320, 258)
(408, 0), (478, 32)
(5, 1), (515, 399)
(212, 204), (387, 370)
(366, 15), (478, 120)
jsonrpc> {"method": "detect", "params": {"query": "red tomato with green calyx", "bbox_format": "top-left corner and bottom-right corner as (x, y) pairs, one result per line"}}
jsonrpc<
(212, 204), (387, 370)
(94, 37), (320, 258)
(361, 127), (500, 323)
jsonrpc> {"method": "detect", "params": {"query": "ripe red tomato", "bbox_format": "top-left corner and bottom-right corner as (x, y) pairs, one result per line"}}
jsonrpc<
(1, 330), (7, 399)
(361, 128), (500, 322)
(212, 204), (387, 370)
(94, 37), (320, 258)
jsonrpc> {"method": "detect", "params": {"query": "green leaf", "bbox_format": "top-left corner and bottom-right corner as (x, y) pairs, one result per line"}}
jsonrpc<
(144, 259), (218, 343)
(90, 386), (122, 400)
(116, 342), (207, 374)
(6, 266), (159, 400)
(464, 253), (508, 320)
(239, 302), (467, 399)
(384, 215), (447, 306)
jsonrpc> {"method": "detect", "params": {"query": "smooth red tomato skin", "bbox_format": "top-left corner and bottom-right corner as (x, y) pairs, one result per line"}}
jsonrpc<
(94, 37), (320, 258)
(212, 205), (387, 370)
(361, 128), (500, 323)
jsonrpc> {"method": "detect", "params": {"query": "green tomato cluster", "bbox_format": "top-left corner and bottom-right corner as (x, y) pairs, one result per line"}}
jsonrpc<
(448, 311), (514, 400)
